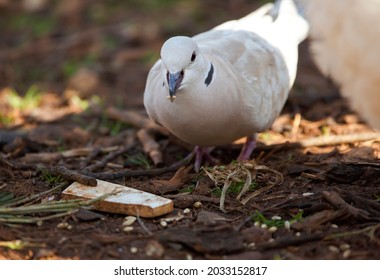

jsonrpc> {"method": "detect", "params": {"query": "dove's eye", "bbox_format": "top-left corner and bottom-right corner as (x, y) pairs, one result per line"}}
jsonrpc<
(191, 51), (196, 62)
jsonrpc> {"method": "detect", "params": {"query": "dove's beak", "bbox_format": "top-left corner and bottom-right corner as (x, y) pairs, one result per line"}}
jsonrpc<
(167, 71), (184, 102)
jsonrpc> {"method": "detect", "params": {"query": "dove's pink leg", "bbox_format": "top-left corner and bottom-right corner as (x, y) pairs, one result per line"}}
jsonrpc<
(193, 146), (218, 173)
(237, 134), (257, 161)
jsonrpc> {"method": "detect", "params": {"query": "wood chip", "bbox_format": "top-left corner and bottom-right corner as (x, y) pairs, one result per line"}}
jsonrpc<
(62, 179), (173, 217)
(22, 152), (62, 163)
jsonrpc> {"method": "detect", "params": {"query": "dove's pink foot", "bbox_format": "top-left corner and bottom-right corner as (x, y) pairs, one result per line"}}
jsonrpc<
(237, 135), (257, 161)
(193, 146), (219, 173)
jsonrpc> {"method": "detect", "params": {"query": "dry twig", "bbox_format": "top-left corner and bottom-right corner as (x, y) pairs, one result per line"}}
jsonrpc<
(257, 131), (380, 152)
(106, 107), (169, 136)
(81, 153), (194, 180)
(256, 233), (326, 250)
(298, 132), (380, 147)
(84, 144), (134, 172)
(54, 166), (97, 186)
(322, 191), (377, 221)
(137, 128), (163, 166)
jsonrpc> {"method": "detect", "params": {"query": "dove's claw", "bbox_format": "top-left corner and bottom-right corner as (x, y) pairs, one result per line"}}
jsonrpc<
(237, 135), (257, 161)
(194, 146), (219, 173)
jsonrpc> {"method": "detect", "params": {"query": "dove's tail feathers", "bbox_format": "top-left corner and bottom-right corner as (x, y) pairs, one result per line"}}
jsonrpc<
(271, 0), (309, 44)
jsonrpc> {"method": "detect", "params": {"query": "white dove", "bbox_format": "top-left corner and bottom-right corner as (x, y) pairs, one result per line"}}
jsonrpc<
(144, 0), (308, 171)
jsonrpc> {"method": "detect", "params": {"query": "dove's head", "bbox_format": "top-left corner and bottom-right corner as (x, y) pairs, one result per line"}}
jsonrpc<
(160, 36), (202, 102)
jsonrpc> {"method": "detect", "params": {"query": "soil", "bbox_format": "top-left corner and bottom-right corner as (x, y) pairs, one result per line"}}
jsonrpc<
(0, 0), (379, 260)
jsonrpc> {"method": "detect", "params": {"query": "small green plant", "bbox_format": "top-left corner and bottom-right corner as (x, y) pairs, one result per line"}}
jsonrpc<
(62, 55), (97, 78)
(10, 14), (56, 38)
(178, 185), (195, 194)
(252, 210), (303, 227)
(70, 95), (90, 111)
(6, 86), (41, 111)
(126, 153), (151, 169)
(212, 181), (257, 196)
(99, 114), (131, 135)
(0, 113), (15, 126)
(109, 121), (124, 136)
(42, 172), (63, 185)
(321, 125), (331, 136)
(258, 132), (272, 142)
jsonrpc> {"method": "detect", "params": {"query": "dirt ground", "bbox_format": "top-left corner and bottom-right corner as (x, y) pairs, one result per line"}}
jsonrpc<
(0, 0), (379, 260)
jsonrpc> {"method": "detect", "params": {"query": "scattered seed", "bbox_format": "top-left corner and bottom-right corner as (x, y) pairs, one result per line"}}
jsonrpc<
(123, 216), (136, 226)
(193, 201), (202, 208)
(284, 220), (291, 230)
(57, 222), (69, 229)
(160, 220), (168, 227)
(261, 223), (268, 229)
(254, 221), (261, 227)
(339, 244), (350, 251)
(183, 208), (191, 214)
(268, 238), (275, 243)
(145, 240), (165, 258)
(243, 163), (254, 169)
(130, 247), (138, 254)
(342, 250), (351, 259)
(186, 254), (193, 260)
(328, 245), (339, 253)
(302, 192), (314, 197)
(123, 226), (134, 232)
(331, 224), (339, 229)
(268, 226), (278, 233)
(295, 232), (301, 237)
(271, 215), (282, 220)
(247, 242), (256, 249)
(162, 213), (184, 223)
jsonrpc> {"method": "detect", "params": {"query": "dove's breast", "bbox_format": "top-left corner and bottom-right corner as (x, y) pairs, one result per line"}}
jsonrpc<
(144, 30), (291, 147)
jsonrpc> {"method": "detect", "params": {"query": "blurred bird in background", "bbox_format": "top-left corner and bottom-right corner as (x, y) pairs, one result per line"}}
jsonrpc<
(296, 0), (380, 129)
